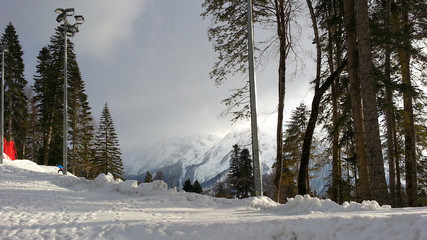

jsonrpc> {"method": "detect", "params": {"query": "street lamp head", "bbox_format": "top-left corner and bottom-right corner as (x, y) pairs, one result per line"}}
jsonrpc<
(68, 24), (79, 34)
(54, 8), (64, 14)
(56, 14), (65, 23)
(74, 15), (85, 24)
(3, 49), (8, 54)
(55, 8), (75, 23)
(64, 8), (75, 16)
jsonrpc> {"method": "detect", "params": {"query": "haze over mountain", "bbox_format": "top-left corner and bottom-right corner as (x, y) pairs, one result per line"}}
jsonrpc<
(123, 129), (277, 188)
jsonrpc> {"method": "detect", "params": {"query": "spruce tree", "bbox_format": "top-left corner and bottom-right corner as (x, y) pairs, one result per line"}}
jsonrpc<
(0, 23), (28, 158)
(33, 46), (61, 165)
(237, 148), (255, 198)
(282, 103), (308, 200)
(33, 27), (96, 172)
(228, 145), (255, 199)
(193, 180), (203, 194)
(67, 55), (96, 177)
(183, 179), (194, 192)
(228, 144), (240, 197)
(94, 103), (124, 179)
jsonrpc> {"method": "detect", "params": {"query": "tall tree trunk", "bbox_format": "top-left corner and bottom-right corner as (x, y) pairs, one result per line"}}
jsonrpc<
(399, 0), (417, 207)
(384, 0), (397, 207)
(324, 1), (342, 203)
(298, 0), (320, 196)
(273, 0), (291, 202)
(356, 0), (388, 204)
(298, 60), (347, 195)
(342, 0), (372, 201)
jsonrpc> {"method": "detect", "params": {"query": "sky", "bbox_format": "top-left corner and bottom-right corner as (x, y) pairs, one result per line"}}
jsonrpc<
(0, 1), (316, 157)
(2, 158), (427, 239)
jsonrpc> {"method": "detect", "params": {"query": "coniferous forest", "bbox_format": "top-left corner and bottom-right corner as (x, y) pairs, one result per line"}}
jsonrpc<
(0, 23), (124, 180)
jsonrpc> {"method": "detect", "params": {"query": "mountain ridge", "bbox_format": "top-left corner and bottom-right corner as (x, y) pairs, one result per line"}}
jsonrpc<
(123, 129), (277, 188)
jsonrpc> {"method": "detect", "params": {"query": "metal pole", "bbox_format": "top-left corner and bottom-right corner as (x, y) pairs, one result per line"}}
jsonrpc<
(63, 28), (68, 175)
(0, 49), (5, 164)
(247, 0), (263, 196)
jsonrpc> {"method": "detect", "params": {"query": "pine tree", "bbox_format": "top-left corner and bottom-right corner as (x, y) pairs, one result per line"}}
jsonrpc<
(67, 55), (96, 177)
(33, 46), (62, 165)
(228, 144), (241, 197)
(94, 103), (124, 179)
(145, 171), (153, 183)
(183, 179), (194, 192)
(282, 103), (308, 201)
(238, 148), (255, 198)
(193, 180), (203, 194)
(0, 23), (28, 159)
(228, 145), (255, 199)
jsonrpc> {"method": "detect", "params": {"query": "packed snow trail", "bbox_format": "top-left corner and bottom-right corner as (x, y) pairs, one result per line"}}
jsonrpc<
(1, 159), (426, 240)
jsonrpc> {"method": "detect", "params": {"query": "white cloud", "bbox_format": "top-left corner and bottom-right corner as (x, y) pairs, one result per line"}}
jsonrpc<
(73, 0), (152, 59)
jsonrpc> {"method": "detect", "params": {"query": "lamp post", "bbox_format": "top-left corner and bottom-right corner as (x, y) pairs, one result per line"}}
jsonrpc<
(55, 8), (84, 175)
(247, 0), (263, 196)
(0, 47), (8, 164)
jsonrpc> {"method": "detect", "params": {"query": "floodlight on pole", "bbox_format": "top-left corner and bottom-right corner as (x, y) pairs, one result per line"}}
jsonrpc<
(55, 8), (84, 175)
(1, 47), (8, 165)
(74, 15), (85, 24)
(65, 8), (75, 16)
(55, 8), (64, 14)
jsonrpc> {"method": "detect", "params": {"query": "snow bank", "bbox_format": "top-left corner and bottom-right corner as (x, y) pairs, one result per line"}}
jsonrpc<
(94, 172), (122, 192)
(273, 195), (391, 215)
(244, 196), (280, 210)
(3, 158), (52, 173)
(136, 180), (168, 195)
(119, 180), (139, 194)
(2, 159), (426, 240)
(93, 173), (170, 196)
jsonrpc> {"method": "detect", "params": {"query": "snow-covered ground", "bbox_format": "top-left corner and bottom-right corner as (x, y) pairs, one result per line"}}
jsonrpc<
(1, 159), (426, 240)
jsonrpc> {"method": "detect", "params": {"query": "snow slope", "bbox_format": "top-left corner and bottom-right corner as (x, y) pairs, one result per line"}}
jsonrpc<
(1, 159), (426, 240)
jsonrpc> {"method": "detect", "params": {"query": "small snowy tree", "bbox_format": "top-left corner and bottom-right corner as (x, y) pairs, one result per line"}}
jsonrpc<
(94, 103), (124, 179)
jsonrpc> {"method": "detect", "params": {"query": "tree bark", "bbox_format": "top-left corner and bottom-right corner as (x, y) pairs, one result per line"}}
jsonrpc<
(356, 0), (388, 204)
(342, 0), (372, 201)
(399, 0), (417, 206)
(384, 0), (397, 207)
(273, 0), (291, 202)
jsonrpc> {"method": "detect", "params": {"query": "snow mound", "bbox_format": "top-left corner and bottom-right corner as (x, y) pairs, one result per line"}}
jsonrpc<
(93, 173), (170, 196)
(119, 180), (139, 194)
(94, 173), (123, 191)
(245, 196), (280, 210)
(136, 180), (168, 196)
(4, 158), (51, 173)
(274, 195), (391, 215)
